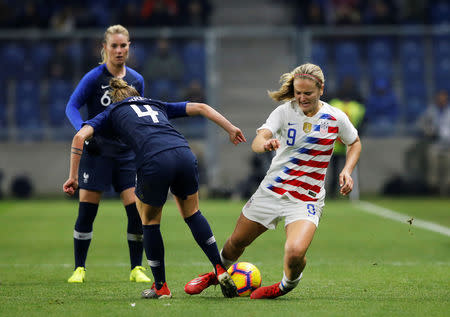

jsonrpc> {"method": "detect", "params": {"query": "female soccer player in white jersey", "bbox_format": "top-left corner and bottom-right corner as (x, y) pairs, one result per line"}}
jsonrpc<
(184, 63), (362, 299)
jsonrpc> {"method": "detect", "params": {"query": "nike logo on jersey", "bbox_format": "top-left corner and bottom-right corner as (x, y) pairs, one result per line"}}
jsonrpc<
(101, 85), (109, 89)
(288, 122), (297, 125)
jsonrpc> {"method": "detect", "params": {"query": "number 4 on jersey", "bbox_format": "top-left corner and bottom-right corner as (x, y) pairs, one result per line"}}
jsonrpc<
(130, 104), (159, 123)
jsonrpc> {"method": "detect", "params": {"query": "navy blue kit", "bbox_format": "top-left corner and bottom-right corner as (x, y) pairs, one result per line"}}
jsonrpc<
(66, 64), (144, 192)
(85, 96), (198, 206)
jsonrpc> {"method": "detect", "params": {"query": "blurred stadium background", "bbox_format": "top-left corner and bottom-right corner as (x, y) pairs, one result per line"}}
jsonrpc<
(0, 0), (449, 199)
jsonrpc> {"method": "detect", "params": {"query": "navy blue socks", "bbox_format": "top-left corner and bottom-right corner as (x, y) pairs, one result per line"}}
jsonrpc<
(73, 202), (98, 268)
(143, 224), (165, 289)
(184, 210), (222, 268)
(125, 203), (143, 269)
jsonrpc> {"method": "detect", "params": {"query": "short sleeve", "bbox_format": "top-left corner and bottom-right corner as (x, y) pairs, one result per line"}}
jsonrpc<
(338, 112), (358, 145)
(257, 105), (285, 136)
(164, 101), (188, 119)
(83, 108), (111, 133)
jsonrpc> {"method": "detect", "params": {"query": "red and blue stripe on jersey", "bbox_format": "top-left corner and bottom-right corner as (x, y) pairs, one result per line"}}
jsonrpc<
(267, 114), (339, 202)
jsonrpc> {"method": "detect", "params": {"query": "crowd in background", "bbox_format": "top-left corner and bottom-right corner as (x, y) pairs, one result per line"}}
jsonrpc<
(0, 0), (212, 29)
(0, 0), (448, 197)
(0, 0), (448, 30)
(285, 0), (449, 26)
(0, 0), (448, 142)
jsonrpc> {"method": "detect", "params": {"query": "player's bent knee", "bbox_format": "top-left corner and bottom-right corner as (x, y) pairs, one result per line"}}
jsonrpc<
(286, 254), (307, 270)
(285, 244), (307, 262)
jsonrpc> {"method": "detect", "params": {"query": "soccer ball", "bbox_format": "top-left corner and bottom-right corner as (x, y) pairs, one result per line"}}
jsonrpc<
(227, 262), (262, 297)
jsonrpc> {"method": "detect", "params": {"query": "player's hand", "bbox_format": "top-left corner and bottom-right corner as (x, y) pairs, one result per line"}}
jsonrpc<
(229, 126), (247, 145)
(263, 139), (280, 152)
(339, 170), (353, 196)
(63, 178), (78, 196)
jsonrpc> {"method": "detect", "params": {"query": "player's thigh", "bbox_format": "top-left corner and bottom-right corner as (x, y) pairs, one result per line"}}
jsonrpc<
(135, 151), (175, 207)
(174, 191), (199, 219)
(135, 171), (170, 207)
(78, 153), (113, 192)
(170, 147), (199, 202)
(135, 195), (163, 225)
(229, 213), (267, 248)
(112, 155), (136, 198)
(79, 189), (102, 204)
(120, 187), (136, 206)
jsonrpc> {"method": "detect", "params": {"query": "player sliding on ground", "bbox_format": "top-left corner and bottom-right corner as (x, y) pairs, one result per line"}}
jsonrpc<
(185, 63), (362, 299)
(64, 78), (247, 299)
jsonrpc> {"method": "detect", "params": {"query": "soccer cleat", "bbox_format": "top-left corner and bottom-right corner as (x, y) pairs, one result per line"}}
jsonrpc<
(184, 271), (218, 295)
(215, 264), (238, 298)
(250, 282), (286, 299)
(141, 282), (172, 299)
(68, 267), (86, 283)
(129, 266), (152, 283)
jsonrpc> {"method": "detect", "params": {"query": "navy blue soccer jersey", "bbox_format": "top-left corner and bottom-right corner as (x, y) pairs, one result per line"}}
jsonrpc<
(65, 64), (144, 157)
(84, 96), (190, 169)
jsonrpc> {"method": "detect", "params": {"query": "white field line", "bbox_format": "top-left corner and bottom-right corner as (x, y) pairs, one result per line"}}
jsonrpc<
(0, 262), (210, 268)
(0, 261), (448, 268)
(356, 200), (450, 237)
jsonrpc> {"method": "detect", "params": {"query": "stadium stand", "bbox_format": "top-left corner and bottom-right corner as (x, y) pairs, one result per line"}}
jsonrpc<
(334, 41), (362, 83)
(310, 41), (329, 69)
(0, 0), (447, 141)
(181, 39), (206, 85)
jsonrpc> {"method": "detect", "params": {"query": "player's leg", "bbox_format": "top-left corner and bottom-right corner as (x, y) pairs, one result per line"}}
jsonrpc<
(68, 152), (114, 283)
(250, 219), (317, 299)
(171, 148), (226, 272)
(222, 187), (284, 268)
(135, 153), (175, 299)
(282, 220), (316, 289)
(183, 213), (267, 295)
(172, 147), (236, 297)
(68, 189), (101, 283)
(185, 188), (270, 295)
(119, 187), (151, 282)
(222, 213), (267, 266)
(175, 192), (224, 269)
(175, 192), (236, 295)
(184, 213), (267, 296)
(114, 156), (150, 282)
(136, 198), (171, 299)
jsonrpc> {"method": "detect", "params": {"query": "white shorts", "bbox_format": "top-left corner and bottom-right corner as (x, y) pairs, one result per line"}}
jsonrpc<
(242, 187), (323, 229)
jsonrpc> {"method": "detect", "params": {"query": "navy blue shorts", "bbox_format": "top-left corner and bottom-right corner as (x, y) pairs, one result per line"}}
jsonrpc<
(78, 152), (136, 193)
(135, 147), (199, 206)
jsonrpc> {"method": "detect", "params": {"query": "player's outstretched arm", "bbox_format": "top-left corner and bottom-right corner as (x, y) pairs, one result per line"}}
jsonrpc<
(63, 125), (94, 196)
(252, 129), (280, 153)
(186, 102), (247, 145)
(339, 136), (362, 196)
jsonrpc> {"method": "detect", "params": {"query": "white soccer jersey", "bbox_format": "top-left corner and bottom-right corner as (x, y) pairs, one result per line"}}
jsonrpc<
(258, 100), (358, 206)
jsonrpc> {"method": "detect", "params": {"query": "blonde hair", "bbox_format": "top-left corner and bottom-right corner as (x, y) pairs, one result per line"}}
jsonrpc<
(100, 24), (130, 64)
(109, 78), (140, 103)
(268, 63), (325, 102)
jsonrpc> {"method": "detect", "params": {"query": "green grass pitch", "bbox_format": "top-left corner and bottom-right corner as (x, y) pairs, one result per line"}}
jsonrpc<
(0, 197), (449, 317)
